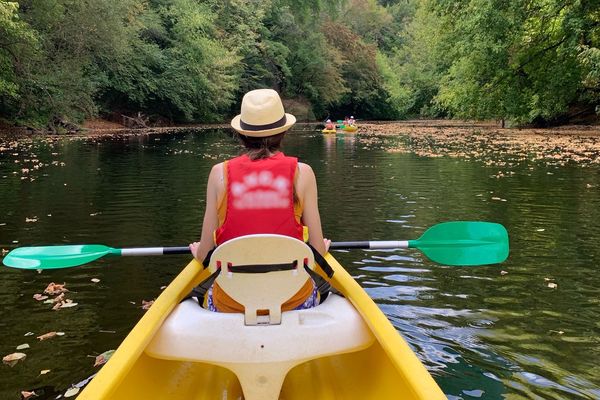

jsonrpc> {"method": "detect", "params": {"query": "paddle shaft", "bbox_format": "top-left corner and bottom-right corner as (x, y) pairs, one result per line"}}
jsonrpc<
(122, 242), (409, 255)
(330, 241), (409, 250)
(120, 247), (190, 256)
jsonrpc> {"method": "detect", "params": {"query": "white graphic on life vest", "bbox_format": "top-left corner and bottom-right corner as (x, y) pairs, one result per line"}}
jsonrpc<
(231, 171), (290, 209)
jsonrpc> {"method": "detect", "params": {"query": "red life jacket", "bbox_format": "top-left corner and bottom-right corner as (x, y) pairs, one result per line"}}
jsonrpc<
(215, 152), (304, 245)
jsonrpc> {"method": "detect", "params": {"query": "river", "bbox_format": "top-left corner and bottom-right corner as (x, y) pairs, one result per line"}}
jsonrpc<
(1, 126), (599, 399)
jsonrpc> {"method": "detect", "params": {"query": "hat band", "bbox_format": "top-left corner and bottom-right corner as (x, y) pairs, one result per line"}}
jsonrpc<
(240, 115), (286, 131)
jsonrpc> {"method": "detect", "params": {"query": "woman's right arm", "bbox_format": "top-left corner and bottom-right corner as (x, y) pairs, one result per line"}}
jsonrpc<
(190, 163), (222, 263)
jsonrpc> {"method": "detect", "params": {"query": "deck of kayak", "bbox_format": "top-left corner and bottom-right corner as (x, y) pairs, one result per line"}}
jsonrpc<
(77, 253), (445, 399)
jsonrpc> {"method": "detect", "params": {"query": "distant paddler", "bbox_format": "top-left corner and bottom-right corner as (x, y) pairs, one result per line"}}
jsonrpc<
(322, 119), (337, 134)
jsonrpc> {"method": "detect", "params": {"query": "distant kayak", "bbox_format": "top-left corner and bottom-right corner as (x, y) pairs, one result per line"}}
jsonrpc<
(321, 128), (337, 134)
(342, 124), (358, 133)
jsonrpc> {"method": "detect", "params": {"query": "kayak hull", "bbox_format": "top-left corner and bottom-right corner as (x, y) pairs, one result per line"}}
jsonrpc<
(342, 125), (358, 132)
(78, 255), (445, 399)
(321, 128), (337, 134)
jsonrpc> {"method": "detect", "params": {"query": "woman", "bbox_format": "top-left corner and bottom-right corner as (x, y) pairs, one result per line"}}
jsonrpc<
(190, 89), (330, 312)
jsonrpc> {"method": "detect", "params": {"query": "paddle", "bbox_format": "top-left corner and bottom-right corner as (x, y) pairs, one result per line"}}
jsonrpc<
(2, 221), (508, 270)
(330, 221), (508, 266)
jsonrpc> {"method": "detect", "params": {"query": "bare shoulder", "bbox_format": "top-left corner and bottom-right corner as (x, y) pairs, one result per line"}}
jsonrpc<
(208, 162), (225, 187)
(297, 162), (315, 177)
(296, 162), (317, 192)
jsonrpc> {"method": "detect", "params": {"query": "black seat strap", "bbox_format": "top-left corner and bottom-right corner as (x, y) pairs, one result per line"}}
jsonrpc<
(228, 260), (298, 273)
(180, 268), (220, 304)
(304, 264), (332, 303)
(306, 243), (335, 278)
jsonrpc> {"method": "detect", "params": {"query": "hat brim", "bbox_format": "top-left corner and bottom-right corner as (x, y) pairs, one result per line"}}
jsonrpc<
(231, 113), (296, 137)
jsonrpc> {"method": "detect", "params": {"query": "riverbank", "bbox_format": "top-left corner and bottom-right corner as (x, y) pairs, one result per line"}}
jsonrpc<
(2, 119), (600, 166)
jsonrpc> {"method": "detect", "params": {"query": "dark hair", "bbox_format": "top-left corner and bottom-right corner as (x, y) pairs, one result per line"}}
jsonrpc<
(237, 132), (286, 160)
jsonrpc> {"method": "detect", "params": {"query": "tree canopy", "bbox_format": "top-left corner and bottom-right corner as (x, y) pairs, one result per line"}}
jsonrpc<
(1, 0), (598, 128)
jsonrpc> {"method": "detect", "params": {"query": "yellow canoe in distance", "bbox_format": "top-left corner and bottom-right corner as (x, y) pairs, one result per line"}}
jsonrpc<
(342, 124), (358, 133)
(78, 254), (445, 400)
(321, 128), (337, 134)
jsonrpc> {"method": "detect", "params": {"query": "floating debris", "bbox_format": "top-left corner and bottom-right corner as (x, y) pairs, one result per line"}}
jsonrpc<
(64, 386), (80, 397)
(37, 332), (58, 341)
(44, 282), (68, 295)
(94, 350), (115, 367)
(3, 352), (26, 367)
(141, 300), (154, 310)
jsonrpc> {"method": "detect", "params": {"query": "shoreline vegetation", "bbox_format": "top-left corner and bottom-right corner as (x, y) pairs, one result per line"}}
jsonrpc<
(2, 1), (599, 131)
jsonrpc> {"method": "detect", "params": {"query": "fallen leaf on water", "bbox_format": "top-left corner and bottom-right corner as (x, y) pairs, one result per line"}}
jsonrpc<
(24, 332), (34, 337)
(547, 282), (558, 289)
(141, 300), (154, 310)
(54, 293), (66, 302)
(37, 332), (57, 341)
(16, 344), (30, 350)
(500, 270), (508, 275)
(21, 391), (37, 399)
(44, 282), (68, 295)
(94, 350), (115, 367)
(25, 217), (38, 223)
(3, 352), (26, 367)
(60, 302), (78, 309)
(40, 369), (50, 375)
(64, 387), (80, 397)
(91, 278), (100, 283)
(536, 228), (545, 232)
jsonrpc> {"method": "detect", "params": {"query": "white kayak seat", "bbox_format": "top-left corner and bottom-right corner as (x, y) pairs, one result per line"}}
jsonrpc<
(145, 234), (375, 400)
(146, 295), (375, 400)
(207, 234), (317, 325)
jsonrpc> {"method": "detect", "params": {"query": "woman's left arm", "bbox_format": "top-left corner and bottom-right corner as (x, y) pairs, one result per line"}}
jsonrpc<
(297, 163), (329, 255)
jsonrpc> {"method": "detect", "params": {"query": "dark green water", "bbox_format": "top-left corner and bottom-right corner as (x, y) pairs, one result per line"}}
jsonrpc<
(1, 128), (599, 399)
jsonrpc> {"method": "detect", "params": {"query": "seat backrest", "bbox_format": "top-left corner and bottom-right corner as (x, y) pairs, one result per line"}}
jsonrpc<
(208, 234), (314, 325)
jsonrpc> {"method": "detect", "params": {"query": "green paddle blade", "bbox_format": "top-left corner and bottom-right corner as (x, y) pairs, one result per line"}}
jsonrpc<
(408, 221), (509, 266)
(2, 245), (118, 270)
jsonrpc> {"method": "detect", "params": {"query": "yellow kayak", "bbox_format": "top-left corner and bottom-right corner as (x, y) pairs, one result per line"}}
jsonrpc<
(321, 128), (337, 134)
(78, 235), (445, 400)
(342, 124), (358, 133)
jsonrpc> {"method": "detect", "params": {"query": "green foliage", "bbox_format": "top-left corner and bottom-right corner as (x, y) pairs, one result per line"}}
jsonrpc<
(400, 0), (600, 124)
(1, 0), (599, 127)
(0, 2), (38, 108)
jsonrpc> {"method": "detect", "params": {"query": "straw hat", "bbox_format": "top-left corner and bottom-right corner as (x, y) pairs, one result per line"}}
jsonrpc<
(231, 89), (296, 137)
